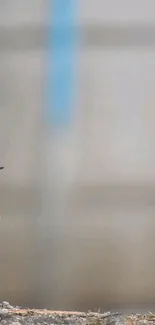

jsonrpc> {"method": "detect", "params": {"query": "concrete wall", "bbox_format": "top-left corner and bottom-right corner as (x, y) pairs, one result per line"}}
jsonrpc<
(0, 0), (46, 306)
(1, 0), (155, 312)
(56, 0), (155, 311)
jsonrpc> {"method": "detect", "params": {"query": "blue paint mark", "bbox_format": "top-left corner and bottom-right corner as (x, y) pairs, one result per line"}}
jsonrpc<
(46, 0), (77, 128)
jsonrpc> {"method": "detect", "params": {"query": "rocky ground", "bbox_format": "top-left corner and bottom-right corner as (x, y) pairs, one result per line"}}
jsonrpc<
(0, 302), (155, 325)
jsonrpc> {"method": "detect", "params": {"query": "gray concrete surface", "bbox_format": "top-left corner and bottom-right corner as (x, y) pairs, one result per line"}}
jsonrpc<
(0, 0), (46, 306)
(1, 0), (155, 312)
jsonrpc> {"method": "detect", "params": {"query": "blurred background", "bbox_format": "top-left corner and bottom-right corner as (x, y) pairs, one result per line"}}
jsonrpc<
(1, 0), (155, 313)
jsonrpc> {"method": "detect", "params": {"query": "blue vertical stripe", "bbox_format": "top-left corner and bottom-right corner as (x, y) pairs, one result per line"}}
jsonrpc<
(46, 0), (77, 128)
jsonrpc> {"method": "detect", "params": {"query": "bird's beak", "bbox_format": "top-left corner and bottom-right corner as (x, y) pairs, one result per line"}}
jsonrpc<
(0, 167), (4, 170)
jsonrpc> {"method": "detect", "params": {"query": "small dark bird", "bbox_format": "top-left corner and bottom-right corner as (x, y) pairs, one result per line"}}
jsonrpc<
(0, 167), (4, 170)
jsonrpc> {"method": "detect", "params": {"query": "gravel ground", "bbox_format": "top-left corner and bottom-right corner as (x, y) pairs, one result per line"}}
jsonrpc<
(1, 302), (155, 325)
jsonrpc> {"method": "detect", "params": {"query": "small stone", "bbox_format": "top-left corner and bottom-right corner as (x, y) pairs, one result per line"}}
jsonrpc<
(0, 308), (9, 314)
(2, 301), (13, 309)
